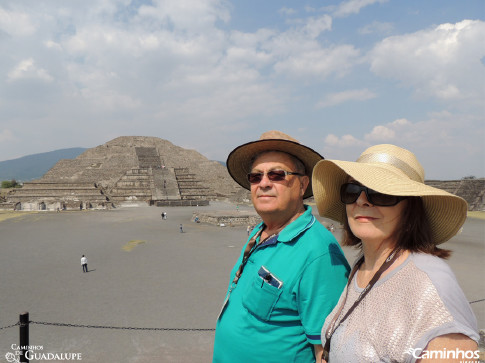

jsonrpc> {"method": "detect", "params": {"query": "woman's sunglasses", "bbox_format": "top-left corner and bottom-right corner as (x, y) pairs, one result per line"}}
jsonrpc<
(340, 183), (406, 207)
(247, 170), (304, 184)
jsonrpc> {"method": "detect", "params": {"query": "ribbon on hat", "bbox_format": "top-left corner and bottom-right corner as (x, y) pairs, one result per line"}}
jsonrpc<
(357, 153), (423, 183)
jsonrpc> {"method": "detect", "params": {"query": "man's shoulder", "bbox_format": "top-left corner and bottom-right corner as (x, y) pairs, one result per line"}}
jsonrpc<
(295, 218), (341, 252)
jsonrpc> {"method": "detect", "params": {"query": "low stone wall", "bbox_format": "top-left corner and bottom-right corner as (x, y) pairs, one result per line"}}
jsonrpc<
(154, 200), (209, 207)
(15, 200), (111, 211)
(193, 211), (261, 226)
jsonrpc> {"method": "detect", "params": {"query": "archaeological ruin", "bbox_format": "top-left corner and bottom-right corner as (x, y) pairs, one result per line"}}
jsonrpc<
(1, 136), (247, 211)
(1, 136), (484, 214)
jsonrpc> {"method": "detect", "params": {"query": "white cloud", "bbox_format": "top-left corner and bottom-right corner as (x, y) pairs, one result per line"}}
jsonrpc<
(324, 133), (367, 147)
(316, 88), (377, 108)
(368, 20), (485, 105)
(358, 21), (393, 35)
(333, 0), (388, 18)
(45, 40), (62, 51)
(0, 0), (482, 179)
(0, 7), (36, 36)
(138, 0), (231, 33)
(322, 114), (484, 179)
(0, 129), (15, 143)
(364, 118), (410, 141)
(365, 125), (395, 141)
(7, 58), (53, 82)
(273, 44), (360, 79)
(304, 14), (333, 38)
(279, 7), (296, 16)
(255, 14), (364, 80)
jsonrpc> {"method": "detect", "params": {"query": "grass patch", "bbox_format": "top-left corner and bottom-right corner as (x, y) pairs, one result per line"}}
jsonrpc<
(467, 211), (485, 220)
(122, 240), (146, 252)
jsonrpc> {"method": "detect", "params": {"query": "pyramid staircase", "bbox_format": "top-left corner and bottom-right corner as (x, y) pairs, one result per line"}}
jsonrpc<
(109, 147), (210, 206)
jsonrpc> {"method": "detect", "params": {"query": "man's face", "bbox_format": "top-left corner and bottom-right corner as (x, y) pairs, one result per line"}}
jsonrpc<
(250, 151), (308, 220)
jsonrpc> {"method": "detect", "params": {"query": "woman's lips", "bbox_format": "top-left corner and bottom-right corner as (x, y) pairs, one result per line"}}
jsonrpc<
(355, 215), (376, 221)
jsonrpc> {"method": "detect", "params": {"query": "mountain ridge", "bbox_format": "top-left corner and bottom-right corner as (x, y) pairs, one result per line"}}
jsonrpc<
(0, 148), (87, 182)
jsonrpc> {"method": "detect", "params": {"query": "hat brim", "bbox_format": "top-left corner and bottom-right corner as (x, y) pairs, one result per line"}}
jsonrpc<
(312, 159), (467, 244)
(227, 139), (323, 199)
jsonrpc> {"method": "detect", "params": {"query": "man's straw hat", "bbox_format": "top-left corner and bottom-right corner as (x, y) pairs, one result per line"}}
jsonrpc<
(226, 130), (323, 199)
(312, 144), (467, 244)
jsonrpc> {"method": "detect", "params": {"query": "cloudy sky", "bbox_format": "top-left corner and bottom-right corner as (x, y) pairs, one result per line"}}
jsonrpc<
(1, 0), (484, 179)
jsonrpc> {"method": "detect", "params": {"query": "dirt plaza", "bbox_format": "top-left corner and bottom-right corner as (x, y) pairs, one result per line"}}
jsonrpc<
(0, 202), (483, 362)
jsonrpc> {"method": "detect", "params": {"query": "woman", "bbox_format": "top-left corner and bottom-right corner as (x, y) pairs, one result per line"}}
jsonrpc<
(312, 144), (479, 362)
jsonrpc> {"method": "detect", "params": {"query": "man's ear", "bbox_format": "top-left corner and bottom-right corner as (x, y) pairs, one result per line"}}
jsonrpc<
(300, 176), (310, 197)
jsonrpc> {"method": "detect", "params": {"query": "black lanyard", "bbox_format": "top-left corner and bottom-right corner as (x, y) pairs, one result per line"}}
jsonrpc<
(232, 229), (279, 286)
(322, 248), (401, 362)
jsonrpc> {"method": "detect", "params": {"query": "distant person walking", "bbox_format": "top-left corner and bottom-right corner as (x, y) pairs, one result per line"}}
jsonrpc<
(179, 224), (183, 233)
(81, 255), (88, 273)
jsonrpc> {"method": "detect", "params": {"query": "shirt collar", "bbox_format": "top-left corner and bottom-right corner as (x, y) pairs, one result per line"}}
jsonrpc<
(253, 205), (315, 244)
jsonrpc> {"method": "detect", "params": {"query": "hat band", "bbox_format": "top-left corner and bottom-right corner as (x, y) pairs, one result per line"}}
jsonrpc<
(357, 153), (423, 182)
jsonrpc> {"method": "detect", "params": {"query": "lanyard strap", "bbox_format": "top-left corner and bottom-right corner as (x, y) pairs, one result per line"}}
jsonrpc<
(232, 229), (280, 286)
(323, 248), (401, 361)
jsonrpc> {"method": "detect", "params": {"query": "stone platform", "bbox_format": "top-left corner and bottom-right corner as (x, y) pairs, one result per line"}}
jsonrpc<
(155, 200), (209, 207)
(192, 210), (261, 226)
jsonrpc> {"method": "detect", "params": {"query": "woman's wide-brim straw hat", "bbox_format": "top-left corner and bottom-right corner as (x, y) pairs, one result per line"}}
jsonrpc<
(312, 144), (468, 244)
(227, 130), (324, 199)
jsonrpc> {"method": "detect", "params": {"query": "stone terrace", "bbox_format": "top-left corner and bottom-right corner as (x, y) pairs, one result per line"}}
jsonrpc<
(6, 182), (109, 211)
(426, 179), (485, 211)
(4, 137), (238, 210)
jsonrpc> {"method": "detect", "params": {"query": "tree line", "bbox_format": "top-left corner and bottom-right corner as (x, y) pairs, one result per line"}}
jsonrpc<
(1, 179), (22, 189)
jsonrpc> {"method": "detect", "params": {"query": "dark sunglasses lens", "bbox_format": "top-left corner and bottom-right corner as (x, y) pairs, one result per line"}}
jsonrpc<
(266, 170), (287, 181)
(340, 183), (361, 204)
(367, 189), (400, 206)
(247, 173), (263, 184)
(341, 183), (401, 206)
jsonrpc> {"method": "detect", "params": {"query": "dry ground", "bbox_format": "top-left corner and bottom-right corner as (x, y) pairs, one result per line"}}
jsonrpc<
(0, 202), (483, 362)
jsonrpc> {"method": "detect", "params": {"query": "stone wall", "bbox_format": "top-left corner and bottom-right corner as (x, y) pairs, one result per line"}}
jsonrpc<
(425, 179), (485, 211)
(192, 211), (261, 226)
(155, 200), (209, 207)
(5, 182), (110, 211)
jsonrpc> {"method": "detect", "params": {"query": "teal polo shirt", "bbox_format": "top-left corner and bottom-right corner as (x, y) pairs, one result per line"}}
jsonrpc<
(213, 206), (350, 363)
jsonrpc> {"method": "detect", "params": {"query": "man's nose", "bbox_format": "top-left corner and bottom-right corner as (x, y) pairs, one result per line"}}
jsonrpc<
(258, 172), (273, 187)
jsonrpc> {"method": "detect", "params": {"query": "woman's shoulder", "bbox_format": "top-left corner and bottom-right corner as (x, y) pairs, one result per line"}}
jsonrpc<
(409, 252), (453, 274)
(406, 252), (476, 322)
(406, 253), (460, 291)
(408, 252), (455, 280)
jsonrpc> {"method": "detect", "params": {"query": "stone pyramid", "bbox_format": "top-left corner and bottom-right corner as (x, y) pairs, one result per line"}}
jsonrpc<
(7, 136), (245, 210)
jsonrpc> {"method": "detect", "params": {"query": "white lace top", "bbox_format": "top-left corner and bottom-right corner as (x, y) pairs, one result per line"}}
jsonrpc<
(321, 253), (478, 363)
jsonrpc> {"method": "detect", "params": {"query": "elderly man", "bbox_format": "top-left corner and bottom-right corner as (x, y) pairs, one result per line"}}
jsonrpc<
(213, 131), (350, 363)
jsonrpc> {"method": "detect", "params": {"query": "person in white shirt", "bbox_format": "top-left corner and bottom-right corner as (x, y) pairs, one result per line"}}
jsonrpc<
(81, 255), (88, 273)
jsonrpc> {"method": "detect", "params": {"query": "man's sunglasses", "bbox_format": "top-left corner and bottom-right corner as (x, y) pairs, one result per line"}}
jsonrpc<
(247, 170), (304, 184)
(340, 183), (406, 207)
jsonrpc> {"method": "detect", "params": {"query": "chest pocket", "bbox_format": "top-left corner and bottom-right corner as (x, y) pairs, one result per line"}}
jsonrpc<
(242, 268), (283, 321)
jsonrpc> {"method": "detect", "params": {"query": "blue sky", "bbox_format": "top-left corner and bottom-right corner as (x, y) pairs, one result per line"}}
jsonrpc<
(0, 0), (484, 179)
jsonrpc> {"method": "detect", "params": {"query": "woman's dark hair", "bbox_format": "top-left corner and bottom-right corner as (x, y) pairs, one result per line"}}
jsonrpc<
(342, 196), (451, 259)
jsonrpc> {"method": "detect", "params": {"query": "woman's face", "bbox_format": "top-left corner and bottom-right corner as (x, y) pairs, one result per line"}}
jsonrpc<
(345, 181), (408, 246)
